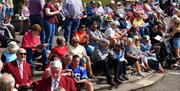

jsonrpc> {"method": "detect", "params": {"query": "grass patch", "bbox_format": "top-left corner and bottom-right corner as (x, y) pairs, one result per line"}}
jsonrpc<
(82, 0), (111, 6)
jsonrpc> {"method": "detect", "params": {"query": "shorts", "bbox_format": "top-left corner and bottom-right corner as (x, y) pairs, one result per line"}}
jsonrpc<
(173, 38), (180, 48)
(80, 56), (90, 65)
(6, 8), (14, 16)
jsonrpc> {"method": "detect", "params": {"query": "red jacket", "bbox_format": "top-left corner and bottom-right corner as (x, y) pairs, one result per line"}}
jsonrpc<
(34, 76), (77, 91)
(3, 60), (32, 85)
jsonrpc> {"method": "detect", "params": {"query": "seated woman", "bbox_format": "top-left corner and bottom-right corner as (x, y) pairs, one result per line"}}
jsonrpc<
(49, 37), (72, 69)
(125, 38), (143, 76)
(68, 36), (94, 78)
(132, 36), (151, 72)
(22, 24), (48, 70)
(1, 41), (19, 63)
(132, 13), (149, 36)
(74, 25), (94, 56)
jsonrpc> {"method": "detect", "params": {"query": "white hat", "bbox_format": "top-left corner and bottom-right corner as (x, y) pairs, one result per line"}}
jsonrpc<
(50, 60), (62, 69)
(7, 41), (19, 52)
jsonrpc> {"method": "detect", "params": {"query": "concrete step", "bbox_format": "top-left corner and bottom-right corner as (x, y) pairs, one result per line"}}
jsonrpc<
(91, 71), (156, 91)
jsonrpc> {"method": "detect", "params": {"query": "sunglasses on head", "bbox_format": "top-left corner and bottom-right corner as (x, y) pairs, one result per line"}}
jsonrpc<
(19, 53), (27, 55)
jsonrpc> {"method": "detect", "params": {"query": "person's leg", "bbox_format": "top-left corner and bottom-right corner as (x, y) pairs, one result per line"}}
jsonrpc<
(113, 59), (120, 80)
(20, 19), (24, 34)
(86, 60), (94, 78)
(49, 23), (56, 50)
(64, 18), (73, 42)
(122, 61), (128, 80)
(84, 81), (94, 91)
(70, 19), (80, 39)
(102, 60), (115, 85)
(26, 48), (33, 69)
(41, 48), (48, 69)
(135, 60), (141, 73)
(122, 61), (127, 75)
(44, 20), (52, 50)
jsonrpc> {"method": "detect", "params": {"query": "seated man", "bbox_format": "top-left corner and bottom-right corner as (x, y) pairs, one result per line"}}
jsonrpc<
(3, 48), (32, 91)
(104, 21), (123, 47)
(92, 39), (119, 85)
(34, 60), (77, 91)
(67, 55), (94, 91)
(111, 41), (129, 81)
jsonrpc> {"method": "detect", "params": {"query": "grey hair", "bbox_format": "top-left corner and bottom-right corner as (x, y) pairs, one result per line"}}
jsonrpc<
(0, 73), (15, 91)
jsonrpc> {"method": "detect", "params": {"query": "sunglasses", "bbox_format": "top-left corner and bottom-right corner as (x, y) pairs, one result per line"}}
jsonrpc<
(73, 41), (79, 43)
(19, 53), (27, 55)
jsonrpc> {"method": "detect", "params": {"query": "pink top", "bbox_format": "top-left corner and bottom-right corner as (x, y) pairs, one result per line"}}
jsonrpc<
(22, 31), (40, 51)
(21, 5), (30, 19)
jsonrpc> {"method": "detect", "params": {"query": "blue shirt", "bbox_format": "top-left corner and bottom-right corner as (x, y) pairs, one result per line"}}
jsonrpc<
(67, 65), (88, 80)
(1, 51), (17, 63)
(63, 0), (83, 19)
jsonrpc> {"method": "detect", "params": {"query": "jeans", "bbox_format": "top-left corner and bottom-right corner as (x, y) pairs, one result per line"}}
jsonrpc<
(64, 18), (80, 42)
(26, 48), (48, 69)
(30, 15), (45, 43)
(43, 20), (56, 50)
(114, 59), (127, 79)
(95, 57), (112, 82)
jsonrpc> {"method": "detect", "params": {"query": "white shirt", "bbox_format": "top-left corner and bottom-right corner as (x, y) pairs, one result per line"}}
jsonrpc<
(51, 77), (60, 91)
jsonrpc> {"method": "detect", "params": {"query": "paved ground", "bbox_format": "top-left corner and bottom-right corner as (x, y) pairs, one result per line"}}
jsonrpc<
(136, 70), (180, 91)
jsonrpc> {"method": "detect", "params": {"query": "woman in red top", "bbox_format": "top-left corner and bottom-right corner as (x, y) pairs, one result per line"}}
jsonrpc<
(22, 24), (48, 70)
(43, 0), (60, 50)
(49, 37), (72, 69)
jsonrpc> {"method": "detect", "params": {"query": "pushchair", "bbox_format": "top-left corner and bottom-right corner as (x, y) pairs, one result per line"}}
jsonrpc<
(157, 36), (176, 69)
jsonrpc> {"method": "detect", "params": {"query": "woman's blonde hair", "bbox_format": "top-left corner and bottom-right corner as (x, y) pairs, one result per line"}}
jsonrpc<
(0, 73), (15, 91)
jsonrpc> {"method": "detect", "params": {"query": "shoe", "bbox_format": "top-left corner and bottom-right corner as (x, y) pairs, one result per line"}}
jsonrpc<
(89, 74), (96, 79)
(136, 73), (144, 77)
(119, 76), (125, 81)
(114, 78), (122, 84)
(123, 75), (129, 80)
(107, 80), (117, 86)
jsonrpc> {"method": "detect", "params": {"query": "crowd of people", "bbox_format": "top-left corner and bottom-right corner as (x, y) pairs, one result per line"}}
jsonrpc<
(0, 0), (180, 91)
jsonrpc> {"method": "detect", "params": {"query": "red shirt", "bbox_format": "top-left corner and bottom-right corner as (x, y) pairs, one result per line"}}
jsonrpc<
(22, 31), (40, 50)
(50, 45), (69, 58)
(43, 3), (57, 24)
(74, 31), (88, 44)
